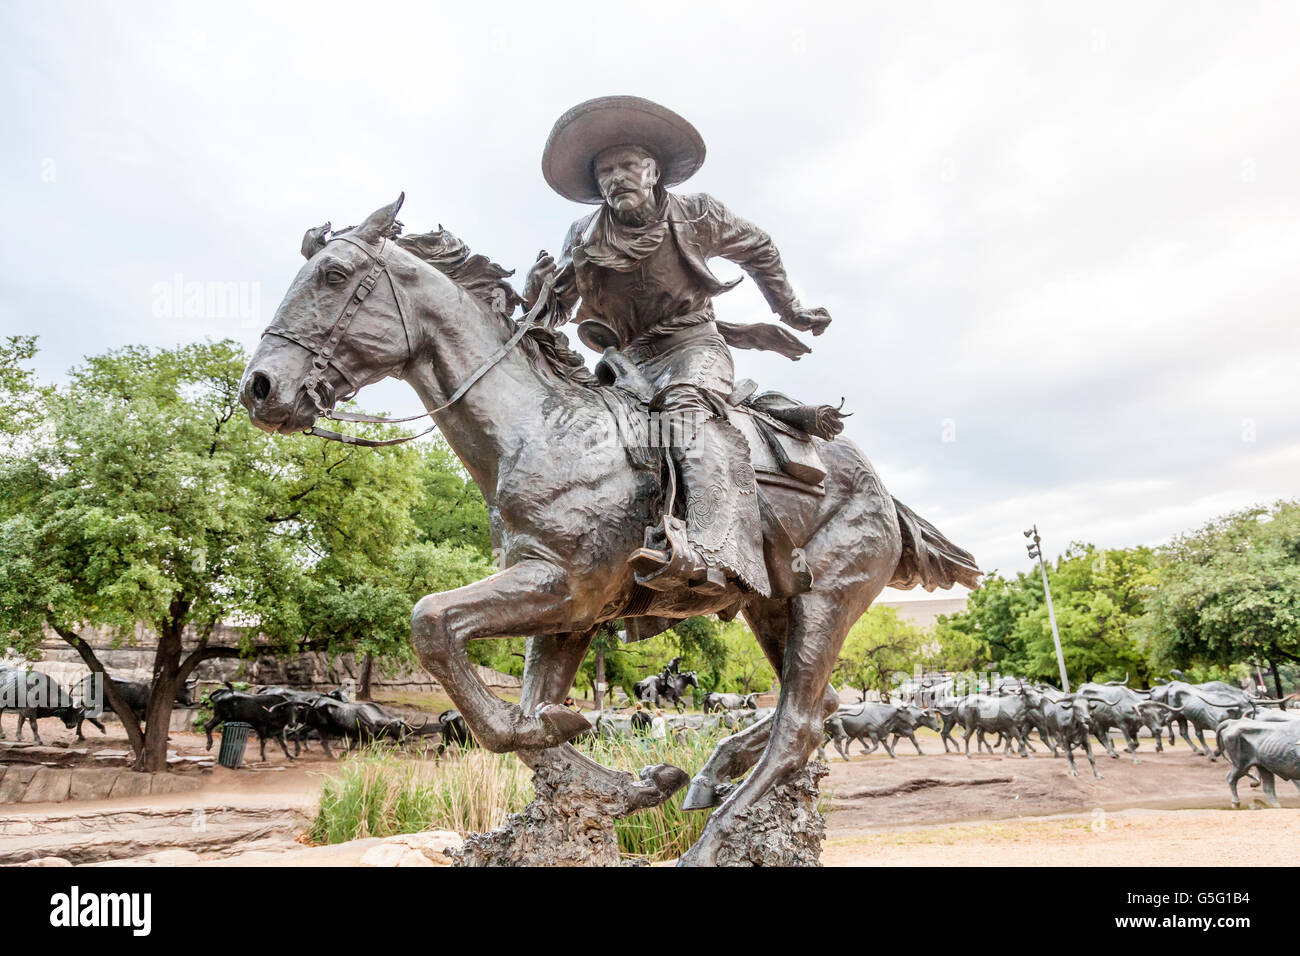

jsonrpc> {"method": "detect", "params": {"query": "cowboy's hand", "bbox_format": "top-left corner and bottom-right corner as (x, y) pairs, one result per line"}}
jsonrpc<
(523, 250), (557, 307)
(784, 306), (832, 336)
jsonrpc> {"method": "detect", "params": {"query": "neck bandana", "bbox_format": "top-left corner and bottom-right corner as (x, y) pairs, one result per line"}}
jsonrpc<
(582, 193), (671, 271)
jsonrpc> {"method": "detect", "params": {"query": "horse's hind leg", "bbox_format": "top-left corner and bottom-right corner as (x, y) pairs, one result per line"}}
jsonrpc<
(681, 597), (804, 810)
(514, 631), (686, 814)
(412, 560), (591, 753)
(680, 587), (863, 867)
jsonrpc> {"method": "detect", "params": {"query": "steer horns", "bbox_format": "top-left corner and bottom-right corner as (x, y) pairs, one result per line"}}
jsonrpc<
(1137, 700), (1183, 714)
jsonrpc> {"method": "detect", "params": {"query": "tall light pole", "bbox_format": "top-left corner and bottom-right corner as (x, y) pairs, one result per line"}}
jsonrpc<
(1025, 525), (1069, 693)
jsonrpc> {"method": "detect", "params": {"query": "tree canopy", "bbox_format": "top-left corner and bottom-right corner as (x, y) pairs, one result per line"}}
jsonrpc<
(931, 543), (1157, 686)
(0, 339), (492, 767)
(832, 605), (930, 699)
(929, 514), (1300, 693)
(0, 335), (49, 440)
(1140, 501), (1300, 685)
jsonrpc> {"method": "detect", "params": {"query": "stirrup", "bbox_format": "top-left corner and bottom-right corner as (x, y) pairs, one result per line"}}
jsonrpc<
(627, 517), (726, 596)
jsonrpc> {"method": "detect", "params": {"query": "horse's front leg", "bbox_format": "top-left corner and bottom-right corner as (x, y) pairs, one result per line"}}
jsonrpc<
(512, 631), (687, 814)
(411, 560), (590, 752)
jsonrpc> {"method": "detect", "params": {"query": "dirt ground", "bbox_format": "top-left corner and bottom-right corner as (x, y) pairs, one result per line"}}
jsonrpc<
(816, 731), (1299, 865)
(820, 807), (1300, 866)
(819, 734), (1270, 832)
(5, 717), (1296, 866)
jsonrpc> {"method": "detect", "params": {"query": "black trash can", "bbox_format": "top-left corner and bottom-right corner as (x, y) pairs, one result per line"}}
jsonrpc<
(218, 722), (252, 769)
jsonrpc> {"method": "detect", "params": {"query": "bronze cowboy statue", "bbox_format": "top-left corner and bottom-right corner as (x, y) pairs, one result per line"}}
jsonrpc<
(525, 96), (833, 598)
(240, 94), (981, 865)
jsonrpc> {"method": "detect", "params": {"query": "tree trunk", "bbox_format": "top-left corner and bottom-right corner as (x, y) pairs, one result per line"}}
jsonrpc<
(54, 625), (146, 758)
(594, 647), (605, 711)
(139, 619), (185, 773)
(1269, 660), (1285, 705)
(359, 653), (374, 701)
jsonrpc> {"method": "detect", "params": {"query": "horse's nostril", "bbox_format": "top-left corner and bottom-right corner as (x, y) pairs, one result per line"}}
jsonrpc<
(251, 371), (271, 403)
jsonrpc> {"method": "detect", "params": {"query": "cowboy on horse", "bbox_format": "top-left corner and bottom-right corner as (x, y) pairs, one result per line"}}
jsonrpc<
(239, 96), (982, 863)
(524, 96), (834, 599)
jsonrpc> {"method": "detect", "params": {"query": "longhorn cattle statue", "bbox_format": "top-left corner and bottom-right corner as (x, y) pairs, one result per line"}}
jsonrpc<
(1219, 717), (1300, 808)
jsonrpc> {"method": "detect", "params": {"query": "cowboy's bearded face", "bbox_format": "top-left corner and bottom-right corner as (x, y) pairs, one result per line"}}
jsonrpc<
(594, 145), (660, 221)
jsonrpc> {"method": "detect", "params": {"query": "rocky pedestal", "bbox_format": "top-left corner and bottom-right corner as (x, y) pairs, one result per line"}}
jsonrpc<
(451, 759), (627, 867)
(452, 756), (826, 867)
(706, 761), (828, 867)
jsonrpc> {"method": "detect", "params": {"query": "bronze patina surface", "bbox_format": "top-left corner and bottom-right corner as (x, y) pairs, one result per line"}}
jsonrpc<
(240, 97), (979, 865)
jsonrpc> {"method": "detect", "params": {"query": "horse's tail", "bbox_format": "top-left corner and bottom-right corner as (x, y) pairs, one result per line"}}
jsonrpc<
(888, 498), (982, 591)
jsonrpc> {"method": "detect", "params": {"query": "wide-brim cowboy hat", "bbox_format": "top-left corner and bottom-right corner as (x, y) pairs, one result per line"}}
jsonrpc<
(541, 95), (706, 204)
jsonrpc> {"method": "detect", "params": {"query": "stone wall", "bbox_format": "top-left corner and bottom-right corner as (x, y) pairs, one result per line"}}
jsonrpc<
(0, 766), (202, 804)
(14, 624), (521, 697)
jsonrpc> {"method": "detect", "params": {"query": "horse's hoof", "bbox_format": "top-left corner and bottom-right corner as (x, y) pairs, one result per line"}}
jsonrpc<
(530, 704), (592, 747)
(677, 835), (722, 867)
(629, 763), (688, 810)
(681, 777), (720, 811)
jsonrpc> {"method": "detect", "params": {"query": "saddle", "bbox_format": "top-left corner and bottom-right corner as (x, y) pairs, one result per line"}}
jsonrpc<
(591, 343), (841, 627)
(594, 345), (835, 493)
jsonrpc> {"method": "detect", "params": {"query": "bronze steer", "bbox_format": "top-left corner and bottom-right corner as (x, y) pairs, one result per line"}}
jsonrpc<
(820, 702), (915, 761)
(1220, 717), (1300, 807)
(204, 686), (301, 762)
(0, 666), (102, 746)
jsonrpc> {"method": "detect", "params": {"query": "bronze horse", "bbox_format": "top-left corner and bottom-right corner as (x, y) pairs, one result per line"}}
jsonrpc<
(239, 195), (979, 865)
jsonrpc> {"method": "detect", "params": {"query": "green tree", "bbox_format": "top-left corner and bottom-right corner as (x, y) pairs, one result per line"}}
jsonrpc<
(570, 616), (736, 704)
(0, 335), (49, 440)
(410, 439), (492, 558)
(0, 341), (453, 770)
(833, 605), (929, 699)
(716, 619), (774, 695)
(931, 576), (1019, 672)
(931, 544), (1156, 687)
(1141, 501), (1300, 696)
(573, 626), (622, 706)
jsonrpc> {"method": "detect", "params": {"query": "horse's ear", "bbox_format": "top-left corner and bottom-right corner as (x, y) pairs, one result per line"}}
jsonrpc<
(353, 192), (405, 244)
(301, 222), (331, 260)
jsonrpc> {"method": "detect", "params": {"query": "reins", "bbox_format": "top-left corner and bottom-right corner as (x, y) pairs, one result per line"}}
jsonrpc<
(269, 233), (554, 448)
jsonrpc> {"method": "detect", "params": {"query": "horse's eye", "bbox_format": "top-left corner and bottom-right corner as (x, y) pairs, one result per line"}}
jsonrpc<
(324, 268), (348, 285)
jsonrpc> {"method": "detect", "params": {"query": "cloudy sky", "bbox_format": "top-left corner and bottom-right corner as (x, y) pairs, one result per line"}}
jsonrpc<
(2, 1), (1297, 598)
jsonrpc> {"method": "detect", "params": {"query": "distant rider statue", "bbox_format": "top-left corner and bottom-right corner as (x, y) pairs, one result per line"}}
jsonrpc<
(524, 96), (832, 598)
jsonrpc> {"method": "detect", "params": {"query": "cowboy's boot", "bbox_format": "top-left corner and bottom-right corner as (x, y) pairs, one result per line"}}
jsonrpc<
(627, 417), (771, 598)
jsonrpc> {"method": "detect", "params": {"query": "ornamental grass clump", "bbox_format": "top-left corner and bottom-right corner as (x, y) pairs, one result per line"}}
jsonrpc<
(310, 744), (530, 844)
(309, 729), (728, 861)
(580, 730), (723, 861)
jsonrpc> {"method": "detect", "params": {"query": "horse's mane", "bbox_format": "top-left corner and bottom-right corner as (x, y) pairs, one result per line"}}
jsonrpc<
(394, 225), (598, 388)
(396, 226), (524, 316)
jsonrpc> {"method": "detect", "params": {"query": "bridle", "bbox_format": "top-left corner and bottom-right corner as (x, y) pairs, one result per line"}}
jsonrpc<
(262, 233), (552, 447)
